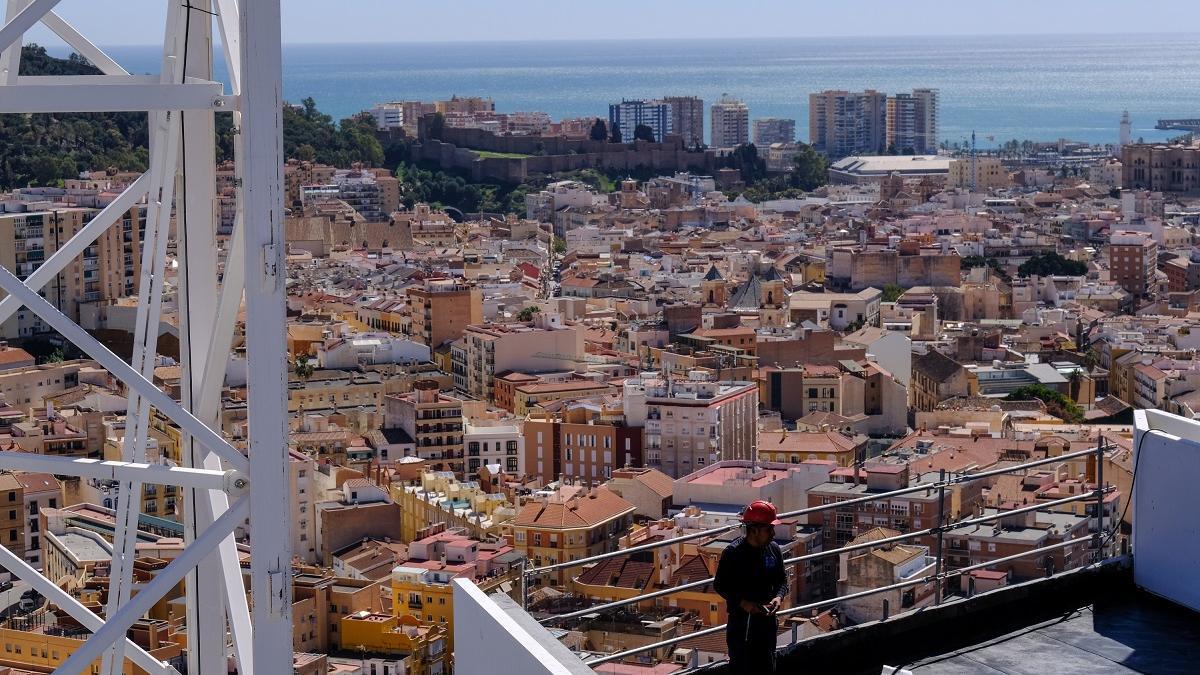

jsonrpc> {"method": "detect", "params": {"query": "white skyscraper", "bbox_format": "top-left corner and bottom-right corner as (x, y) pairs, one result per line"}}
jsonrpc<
(710, 95), (750, 148)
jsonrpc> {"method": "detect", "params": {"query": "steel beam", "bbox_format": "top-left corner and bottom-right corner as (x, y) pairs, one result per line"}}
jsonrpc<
(5, 76), (229, 113)
(57, 497), (249, 675)
(0, 453), (241, 491)
(0, 546), (175, 675)
(241, 1), (294, 672)
(0, 264), (250, 472)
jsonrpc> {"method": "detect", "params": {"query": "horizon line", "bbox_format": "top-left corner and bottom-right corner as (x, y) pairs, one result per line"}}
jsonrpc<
(33, 29), (1200, 50)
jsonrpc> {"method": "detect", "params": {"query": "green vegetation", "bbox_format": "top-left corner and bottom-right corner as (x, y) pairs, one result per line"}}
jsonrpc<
(0, 45), (149, 189)
(1017, 252), (1087, 278)
(881, 283), (905, 303)
(474, 150), (532, 159)
(3, 47), (387, 189)
(633, 124), (656, 143)
(725, 142), (828, 202)
(283, 97), (383, 167)
(1006, 384), (1084, 423)
(516, 306), (541, 321)
(961, 255), (1010, 280)
(395, 162), (506, 214)
(294, 354), (315, 381)
(552, 236), (566, 255)
(589, 118), (608, 141)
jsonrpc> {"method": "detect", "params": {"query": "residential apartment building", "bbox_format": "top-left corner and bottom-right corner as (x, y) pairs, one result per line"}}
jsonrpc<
(0, 360), (86, 411)
(392, 472), (517, 542)
(886, 89), (939, 154)
(15, 472), (60, 569)
(752, 118), (796, 147)
(463, 414), (524, 476)
(523, 404), (643, 485)
(435, 95), (495, 115)
(1109, 230), (1157, 299)
(608, 99), (673, 143)
(806, 465), (953, 550)
(389, 530), (518, 647)
(0, 472), (25, 561)
(455, 313), (583, 401)
(910, 350), (969, 412)
(0, 204), (144, 339)
(299, 168), (400, 223)
(808, 90), (888, 158)
(632, 373), (758, 478)
(948, 157), (1009, 190)
(710, 95), (749, 148)
(290, 449), (319, 563)
(508, 484), (636, 585)
(385, 380), (465, 474)
(662, 95), (705, 147)
(337, 615), (449, 675)
(405, 279), (483, 349)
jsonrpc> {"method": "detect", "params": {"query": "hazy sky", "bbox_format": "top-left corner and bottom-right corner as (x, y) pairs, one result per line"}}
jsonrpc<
(23, 0), (1200, 46)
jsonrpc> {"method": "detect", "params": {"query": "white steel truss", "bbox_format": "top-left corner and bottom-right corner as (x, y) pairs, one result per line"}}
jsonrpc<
(0, 1), (290, 673)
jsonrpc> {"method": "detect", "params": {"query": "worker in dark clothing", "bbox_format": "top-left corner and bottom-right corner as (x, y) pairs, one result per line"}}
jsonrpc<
(714, 500), (789, 675)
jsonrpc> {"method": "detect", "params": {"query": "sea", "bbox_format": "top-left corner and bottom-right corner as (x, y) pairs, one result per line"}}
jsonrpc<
(89, 33), (1200, 148)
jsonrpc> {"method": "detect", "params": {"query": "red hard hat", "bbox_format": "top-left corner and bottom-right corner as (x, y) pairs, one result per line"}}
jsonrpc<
(741, 500), (781, 525)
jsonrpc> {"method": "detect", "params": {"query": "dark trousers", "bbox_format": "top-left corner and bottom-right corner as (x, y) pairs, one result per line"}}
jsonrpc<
(726, 613), (777, 675)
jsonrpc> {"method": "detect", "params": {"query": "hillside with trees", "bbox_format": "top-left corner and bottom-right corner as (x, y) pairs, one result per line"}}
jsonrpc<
(1, 46), (385, 190)
(0, 45), (149, 189)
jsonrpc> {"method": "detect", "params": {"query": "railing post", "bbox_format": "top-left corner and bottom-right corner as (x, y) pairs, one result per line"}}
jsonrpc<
(881, 598), (890, 621)
(935, 468), (946, 605)
(1094, 436), (1105, 561)
(519, 558), (529, 610)
(967, 575), (975, 598)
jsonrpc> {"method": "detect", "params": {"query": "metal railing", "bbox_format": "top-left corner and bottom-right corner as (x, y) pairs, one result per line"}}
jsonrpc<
(519, 439), (1118, 666)
(589, 535), (1103, 667)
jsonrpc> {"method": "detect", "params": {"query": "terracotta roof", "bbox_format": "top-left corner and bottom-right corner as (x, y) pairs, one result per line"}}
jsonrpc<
(913, 350), (964, 383)
(758, 430), (862, 455)
(575, 556), (653, 590)
(0, 347), (34, 366)
(511, 487), (635, 529)
(668, 554), (714, 591)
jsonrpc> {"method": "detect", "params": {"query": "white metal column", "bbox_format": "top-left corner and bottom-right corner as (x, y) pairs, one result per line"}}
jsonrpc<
(0, 1), (290, 672)
(239, 1), (294, 672)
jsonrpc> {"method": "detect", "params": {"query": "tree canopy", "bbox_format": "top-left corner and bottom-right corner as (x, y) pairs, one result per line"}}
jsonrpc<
(1006, 384), (1084, 423)
(633, 124), (656, 142)
(282, 98), (383, 167)
(0, 45), (149, 189)
(791, 142), (828, 192)
(1017, 252), (1087, 278)
(589, 118), (608, 142)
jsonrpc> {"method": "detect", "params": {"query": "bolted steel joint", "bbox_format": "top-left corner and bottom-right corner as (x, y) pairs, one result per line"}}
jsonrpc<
(224, 470), (250, 494)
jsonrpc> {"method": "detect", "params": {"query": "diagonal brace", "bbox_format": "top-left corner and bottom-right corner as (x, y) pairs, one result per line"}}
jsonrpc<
(0, 264), (249, 473)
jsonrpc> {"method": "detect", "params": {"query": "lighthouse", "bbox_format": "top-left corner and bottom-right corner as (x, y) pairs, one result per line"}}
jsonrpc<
(1118, 110), (1132, 155)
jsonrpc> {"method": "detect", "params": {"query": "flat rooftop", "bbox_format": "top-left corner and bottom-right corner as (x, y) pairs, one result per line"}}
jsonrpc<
(683, 466), (785, 487)
(903, 590), (1200, 674)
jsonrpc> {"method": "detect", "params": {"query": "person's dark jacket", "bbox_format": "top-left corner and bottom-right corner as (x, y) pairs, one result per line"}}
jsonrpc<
(713, 537), (788, 624)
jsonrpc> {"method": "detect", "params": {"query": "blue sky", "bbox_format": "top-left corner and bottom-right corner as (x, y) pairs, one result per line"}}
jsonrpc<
(23, 0), (1200, 46)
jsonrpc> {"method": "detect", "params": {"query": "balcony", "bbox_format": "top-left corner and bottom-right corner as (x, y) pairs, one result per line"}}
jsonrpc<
(450, 409), (1200, 673)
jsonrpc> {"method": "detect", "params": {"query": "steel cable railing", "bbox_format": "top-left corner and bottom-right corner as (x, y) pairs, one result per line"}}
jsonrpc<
(586, 534), (1104, 667)
(529, 444), (1103, 577)
(517, 439), (1119, 669)
(542, 487), (1111, 625)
